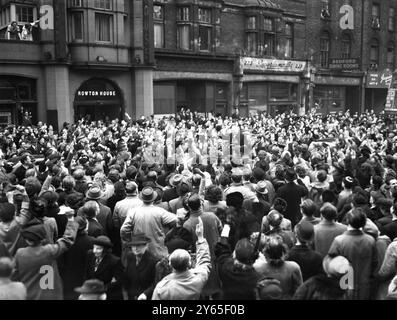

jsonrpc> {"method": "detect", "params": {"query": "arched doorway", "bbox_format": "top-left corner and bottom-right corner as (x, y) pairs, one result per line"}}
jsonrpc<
(74, 78), (124, 122)
(0, 76), (37, 127)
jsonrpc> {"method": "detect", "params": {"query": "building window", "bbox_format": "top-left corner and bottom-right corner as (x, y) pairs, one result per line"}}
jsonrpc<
(285, 22), (293, 58)
(198, 8), (212, 51)
(246, 16), (257, 55)
(95, 13), (112, 42)
(153, 4), (164, 48)
(370, 38), (379, 68)
(321, 0), (331, 19)
(389, 7), (395, 31)
(387, 43), (395, 70)
(72, 12), (84, 41)
(177, 7), (191, 50)
(341, 34), (351, 59)
(372, 3), (381, 29)
(16, 6), (34, 23)
(70, 0), (83, 7)
(263, 18), (275, 56)
(94, 0), (111, 10)
(320, 32), (330, 68)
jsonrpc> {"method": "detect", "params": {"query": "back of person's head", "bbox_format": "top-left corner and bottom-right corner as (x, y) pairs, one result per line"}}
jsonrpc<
(205, 185), (223, 203)
(25, 177), (42, 198)
(320, 203), (338, 221)
(219, 173), (231, 187)
(107, 170), (120, 183)
(301, 199), (316, 217)
(346, 208), (367, 229)
(0, 203), (16, 223)
(187, 194), (202, 211)
(322, 189), (337, 205)
(317, 170), (328, 183)
(273, 198), (287, 214)
(372, 175), (383, 189)
(192, 174), (201, 187)
(82, 200), (98, 219)
(263, 236), (286, 266)
(352, 192), (368, 207)
(177, 182), (191, 197)
(256, 278), (283, 300)
(62, 175), (76, 191)
(169, 249), (191, 272)
(267, 210), (283, 228)
(0, 257), (14, 278)
(226, 192), (244, 209)
(285, 168), (296, 182)
(126, 166), (138, 180)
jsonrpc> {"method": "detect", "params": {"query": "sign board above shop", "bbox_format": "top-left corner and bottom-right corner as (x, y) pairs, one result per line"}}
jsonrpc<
(329, 58), (360, 70)
(366, 69), (393, 88)
(240, 57), (307, 73)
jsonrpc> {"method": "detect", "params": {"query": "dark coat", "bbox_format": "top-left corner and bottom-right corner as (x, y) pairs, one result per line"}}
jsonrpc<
(87, 218), (104, 238)
(162, 187), (178, 203)
(380, 220), (397, 241)
(124, 250), (159, 300)
(58, 232), (94, 300)
(215, 242), (260, 300)
(293, 275), (352, 300)
(286, 245), (324, 282)
(85, 251), (125, 300)
(276, 182), (308, 226)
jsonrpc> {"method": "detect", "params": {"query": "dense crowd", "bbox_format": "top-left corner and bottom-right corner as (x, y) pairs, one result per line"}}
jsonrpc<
(0, 109), (397, 300)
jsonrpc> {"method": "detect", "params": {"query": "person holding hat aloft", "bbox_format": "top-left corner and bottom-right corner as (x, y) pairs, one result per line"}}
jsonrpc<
(293, 255), (353, 300)
(85, 236), (124, 300)
(75, 279), (107, 300)
(162, 174), (184, 203)
(121, 187), (177, 260)
(12, 210), (78, 300)
(124, 233), (159, 300)
(153, 217), (212, 300)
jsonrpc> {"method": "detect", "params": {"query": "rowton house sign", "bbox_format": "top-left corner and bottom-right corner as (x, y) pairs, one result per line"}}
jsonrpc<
(240, 57), (307, 73)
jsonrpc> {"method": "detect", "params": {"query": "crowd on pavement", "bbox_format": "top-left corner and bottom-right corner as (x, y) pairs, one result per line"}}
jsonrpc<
(0, 108), (397, 300)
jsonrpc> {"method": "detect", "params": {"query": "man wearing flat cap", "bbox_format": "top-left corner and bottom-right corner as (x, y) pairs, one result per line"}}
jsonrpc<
(124, 233), (159, 300)
(75, 279), (107, 300)
(121, 187), (177, 261)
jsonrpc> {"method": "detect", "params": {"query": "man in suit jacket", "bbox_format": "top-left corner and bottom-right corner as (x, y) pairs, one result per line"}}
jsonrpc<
(124, 233), (159, 300)
(85, 236), (124, 300)
(276, 168), (308, 227)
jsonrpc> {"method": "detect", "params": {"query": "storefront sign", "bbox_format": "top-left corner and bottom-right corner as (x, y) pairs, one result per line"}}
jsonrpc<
(366, 70), (393, 88)
(315, 76), (360, 86)
(241, 57), (307, 73)
(385, 88), (397, 111)
(77, 91), (117, 97)
(329, 58), (360, 70)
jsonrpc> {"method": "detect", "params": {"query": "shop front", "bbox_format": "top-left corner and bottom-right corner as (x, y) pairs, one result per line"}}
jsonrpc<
(0, 76), (37, 126)
(237, 57), (307, 116)
(313, 74), (362, 114)
(365, 69), (392, 114)
(74, 78), (124, 122)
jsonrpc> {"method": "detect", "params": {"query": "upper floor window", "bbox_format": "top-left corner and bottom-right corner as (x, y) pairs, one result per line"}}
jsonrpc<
(389, 7), (395, 31)
(70, 0), (83, 7)
(94, 0), (111, 10)
(71, 12), (84, 41)
(153, 5), (164, 48)
(177, 7), (191, 50)
(387, 42), (395, 70)
(245, 16), (257, 56)
(370, 38), (379, 68)
(262, 18), (275, 56)
(16, 6), (34, 23)
(198, 7), (213, 51)
(95, 13), (112, 42)
(285, 22), (294, 58)
(372, 3), (381, 29)
(320, 32), (330, 68)
(341, 34), (351, 59)
(321, 0), (331, 19)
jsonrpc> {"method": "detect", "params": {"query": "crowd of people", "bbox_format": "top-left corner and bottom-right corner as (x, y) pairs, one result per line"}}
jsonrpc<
(0, 108), (397, 300)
